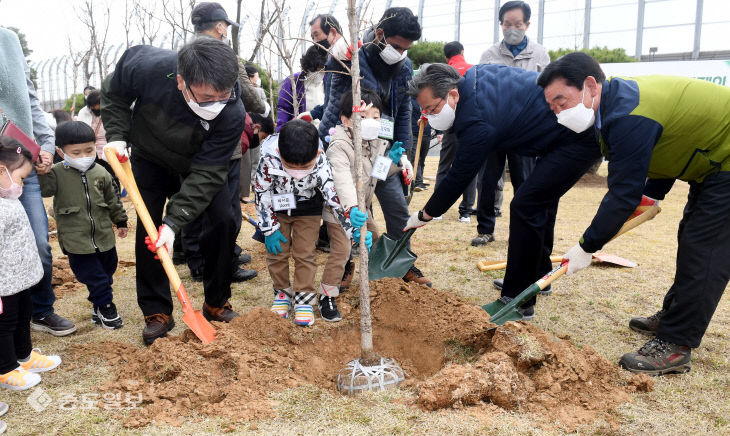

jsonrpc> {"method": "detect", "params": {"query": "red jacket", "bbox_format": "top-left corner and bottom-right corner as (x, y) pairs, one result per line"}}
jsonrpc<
(448, 54), (473, 77)
(240, 113), (254, 154)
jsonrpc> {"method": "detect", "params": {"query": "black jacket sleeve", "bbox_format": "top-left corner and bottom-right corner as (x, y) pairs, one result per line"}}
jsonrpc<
(580, 115), (662, 252)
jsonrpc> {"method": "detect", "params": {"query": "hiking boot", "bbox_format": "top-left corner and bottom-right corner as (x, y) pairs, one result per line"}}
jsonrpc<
(319, 295), (342, 322)
(293, 292), (316, 326)
(493, 278), (551, 296)
(458, 213), (471, 223)
(31, 313), (77, 337)
(496, 296), (535, 321)
(619, 337), (691, 375)
(92, 303), (123, 329)
(19, 349), (62, 373)
(142, 313), (175, 345)
(172, 250), (186, 265)
(0, 368), (40, 391)
(232, 267), (258, 282)
(340, 260), (355, 290)
(629, 309), (665, 335)
(190, 267), (203, 282)
(234, 253), (252, 265)
(403, 265), (432, 287)
(471, 234), (495, 246)
(202, 301), (239, 322)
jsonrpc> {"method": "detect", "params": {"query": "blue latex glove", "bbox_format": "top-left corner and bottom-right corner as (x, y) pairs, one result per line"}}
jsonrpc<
(349, 206), (368, 228)
(353, 229), (373, 252)
(389, 141), (405, 163)
(265, 230), (288, 255)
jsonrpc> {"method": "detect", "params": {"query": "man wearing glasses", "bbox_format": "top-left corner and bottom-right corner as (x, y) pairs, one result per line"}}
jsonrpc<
(101, 37), (245, 345)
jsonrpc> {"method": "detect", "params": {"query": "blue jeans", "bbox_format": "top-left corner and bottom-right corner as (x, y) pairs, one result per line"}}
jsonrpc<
(374, 172), (411, 249)
(18, 171), (55, 319)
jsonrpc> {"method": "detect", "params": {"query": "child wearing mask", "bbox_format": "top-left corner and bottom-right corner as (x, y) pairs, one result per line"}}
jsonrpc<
(38, 121), (128, 329)
(0, 137), (62, 391)
(253, 119), (370, 326)
(319, 90), (412, 321)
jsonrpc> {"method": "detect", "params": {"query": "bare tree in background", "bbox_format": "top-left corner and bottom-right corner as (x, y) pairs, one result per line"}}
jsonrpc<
(122, 0), (134, 48)
(135, 0), (162, 46)
(66, 37), (92, 114)
(77, 0), (111, 83)
(160, 0), (196, 49)
(248, 0), (280, 63)
(232, 0), (243, 55)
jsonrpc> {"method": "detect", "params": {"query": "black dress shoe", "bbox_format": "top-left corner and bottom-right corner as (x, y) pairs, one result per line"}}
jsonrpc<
(234, 253), (252, 265)
(232, 267), (257, 282)
(190, 268), (203, 282)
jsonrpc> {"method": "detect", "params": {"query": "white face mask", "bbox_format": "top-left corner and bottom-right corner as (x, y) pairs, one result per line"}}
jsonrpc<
(330, 36), (350, 60)
(64, 155), (96, 172)
(255, 77), (262, 87)
(183, 82), (227, 121)
(555, 83), (595, 133)
(360, 118), (381, 140)
(425, 95), (457, 131)
(380, 44), (407, 65)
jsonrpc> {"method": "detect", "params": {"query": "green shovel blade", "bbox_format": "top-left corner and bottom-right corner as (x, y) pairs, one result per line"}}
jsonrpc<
(368, 229), (417, 281)
(483, 283), (542, 325)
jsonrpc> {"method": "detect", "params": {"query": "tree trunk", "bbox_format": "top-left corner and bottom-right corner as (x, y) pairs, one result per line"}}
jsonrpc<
(232, 0), (242, 55)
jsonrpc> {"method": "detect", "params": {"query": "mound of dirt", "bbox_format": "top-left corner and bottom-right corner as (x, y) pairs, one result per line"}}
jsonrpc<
(51, 257), (84, 298)
(72, 278), (651, 430)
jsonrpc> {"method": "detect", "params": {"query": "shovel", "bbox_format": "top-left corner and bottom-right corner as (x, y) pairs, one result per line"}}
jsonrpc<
(104, 149), (216, 344)
(483, 204), (661, 325)
(477, 252), (636, 271)
(241, 212), (265, 243)
(368, 228), (417, 281)
(406, 118), (426, 205)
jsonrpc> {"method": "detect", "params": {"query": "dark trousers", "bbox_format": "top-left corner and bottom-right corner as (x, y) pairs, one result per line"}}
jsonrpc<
(435, 130), (477, 215)
(68, 248), (118, 307)
(179, 159), (244, 271)
(374, 172), (411, 248)
(476, 152), (536, 235)
(657, 171), (730, 348)
(408, 134), (429, 186)
(131, 155), (235, 317)
(0, 289), (32, 374)
(501, 136), (600, 308)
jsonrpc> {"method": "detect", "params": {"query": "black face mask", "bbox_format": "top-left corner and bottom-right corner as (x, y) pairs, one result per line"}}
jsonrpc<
(91, 108), (101, 116)
(250, 133), (260, 149)
(317, 38), (330, 49)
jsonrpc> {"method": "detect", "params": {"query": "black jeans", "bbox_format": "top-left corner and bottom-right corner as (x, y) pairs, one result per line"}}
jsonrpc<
(657, 171), (730, 348)
(476, 152), (536, 235)
(68, 248), (118, 307)
(180, 159), (244, 271)
(0, 289), (32, 374)
(501, 135), (600, 308)
(407, 134), (429, 186)
(131, 155), (235, 316)
(435, 130), (478, 215)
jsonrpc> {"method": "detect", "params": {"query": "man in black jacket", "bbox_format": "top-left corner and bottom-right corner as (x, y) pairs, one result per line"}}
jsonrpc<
(101, 38), (245, 345)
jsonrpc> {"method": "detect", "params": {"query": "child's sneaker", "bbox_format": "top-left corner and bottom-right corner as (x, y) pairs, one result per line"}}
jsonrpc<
(271, 288), (292, 318)
(293, 292), (316, 326)
(318, 295), (342, 322)
(92, 303), (123, 329)
(19, 349), (62, 373)
(0, 368), (41, 391)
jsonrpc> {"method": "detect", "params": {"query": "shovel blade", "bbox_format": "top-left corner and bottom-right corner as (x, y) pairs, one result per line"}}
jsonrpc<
(592, 252), (637, 267)
(368, 232), (417, 281)
(181, 309), (216, 344)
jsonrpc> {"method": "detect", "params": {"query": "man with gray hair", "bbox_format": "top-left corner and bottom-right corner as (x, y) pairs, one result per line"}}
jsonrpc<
(102, 37), (246, 344)
(404, 63), (600, 319)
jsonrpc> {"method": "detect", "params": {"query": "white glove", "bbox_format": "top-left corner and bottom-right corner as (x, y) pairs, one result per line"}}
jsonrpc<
(403, 210), (431, 231)
(104, 141), (129, 160)
(563, 244), (593, 276)
(155, 224), (175, 253)
(400, 155), (413, 184)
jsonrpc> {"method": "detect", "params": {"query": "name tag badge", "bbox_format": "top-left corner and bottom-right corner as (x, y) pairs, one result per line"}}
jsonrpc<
(378, 115), (395, 141)
(272, 193), (296, 211)
(371, 155), (391, 181)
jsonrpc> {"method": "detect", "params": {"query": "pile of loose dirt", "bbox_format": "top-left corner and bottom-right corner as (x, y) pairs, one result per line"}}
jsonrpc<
(51, 257), (84, 298)
(72, 278), (651, 430)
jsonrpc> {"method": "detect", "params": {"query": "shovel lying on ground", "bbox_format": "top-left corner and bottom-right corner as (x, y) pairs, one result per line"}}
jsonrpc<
(104, 149), (216, 344)
(483, 204), (661, 326)
(241, 212), (265, 243)
(477, 252), (637, 271)
(368, 228), (417, 281)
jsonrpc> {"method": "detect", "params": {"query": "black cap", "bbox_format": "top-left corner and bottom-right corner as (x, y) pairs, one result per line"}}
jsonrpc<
(191, 2), (238, 27)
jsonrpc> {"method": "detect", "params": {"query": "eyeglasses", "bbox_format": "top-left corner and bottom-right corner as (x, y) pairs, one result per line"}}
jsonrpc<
(422, 98), (445, 116)
(186, 85), (235, 107)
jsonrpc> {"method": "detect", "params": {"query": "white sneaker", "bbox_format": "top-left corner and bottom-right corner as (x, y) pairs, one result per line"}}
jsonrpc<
(0, 367), (41, 391)
(458, 214), (471, 223)
(432, 216), (443, 221)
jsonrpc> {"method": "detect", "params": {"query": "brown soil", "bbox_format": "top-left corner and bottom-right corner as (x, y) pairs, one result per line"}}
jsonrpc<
(51, 256), (84, 298)
(71, 278), (651, 431)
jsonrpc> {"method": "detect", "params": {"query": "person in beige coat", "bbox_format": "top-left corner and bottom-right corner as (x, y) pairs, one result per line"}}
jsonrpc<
(321, 89), (412, 321)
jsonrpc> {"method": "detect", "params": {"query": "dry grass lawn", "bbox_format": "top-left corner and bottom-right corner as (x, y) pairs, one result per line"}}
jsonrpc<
(4, 158), (729, 435)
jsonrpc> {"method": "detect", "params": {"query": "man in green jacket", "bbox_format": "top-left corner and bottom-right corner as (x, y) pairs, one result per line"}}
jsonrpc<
(538, 52), (730, 375)
(102, 37), (245, 344)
